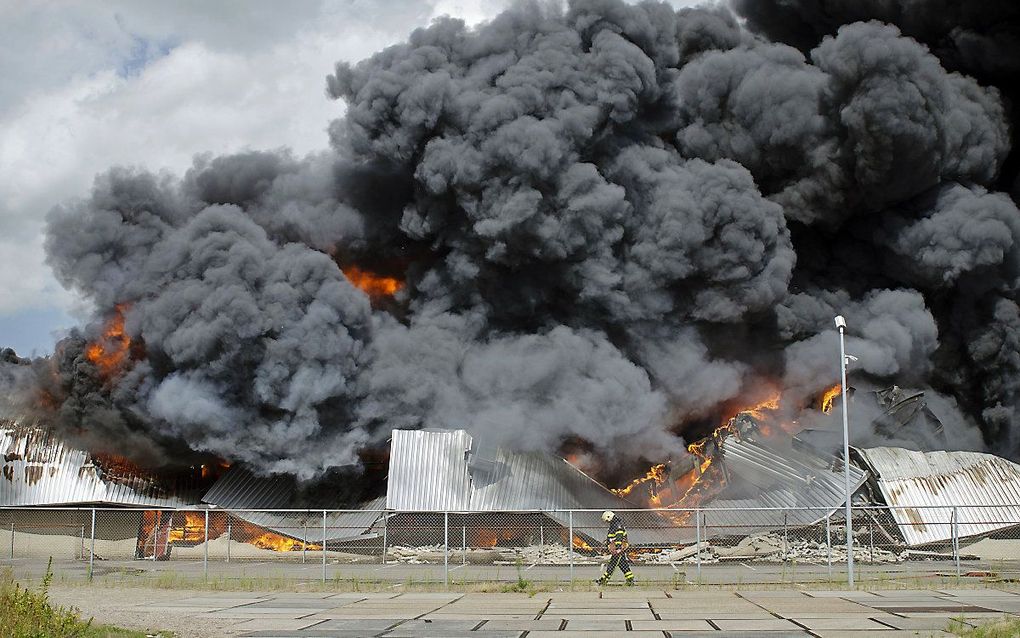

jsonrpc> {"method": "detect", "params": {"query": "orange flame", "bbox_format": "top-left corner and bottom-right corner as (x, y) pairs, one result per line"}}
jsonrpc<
(476, 528), (498, 548)
(167, 512), (210, 544)
(611, 463), (667, 498)
(725, 389), (781, 422)
(472, 527), (521, 548)
(651, 394), (779, 510)
(344, 266), (403, 298)
(85, 304), (131, 377)
(821, 384), (842, 414)
(572, 535), (594, 553)
(248, 530), (317, 552)
(160, 512), (320, 551)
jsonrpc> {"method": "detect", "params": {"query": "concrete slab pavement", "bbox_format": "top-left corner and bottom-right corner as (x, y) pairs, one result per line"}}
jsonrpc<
(43, 585), (1020, 637)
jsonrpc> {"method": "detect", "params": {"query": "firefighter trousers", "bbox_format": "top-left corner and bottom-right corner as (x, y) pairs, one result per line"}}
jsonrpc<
(599, 552), (634, 584)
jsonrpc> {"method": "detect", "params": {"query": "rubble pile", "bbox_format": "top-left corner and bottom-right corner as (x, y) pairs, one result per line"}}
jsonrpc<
(386, 545), (512, 564)
(385, 544), (446, 564)
(633, 533), (905, 565)
(493, 544), (599, 565)
(386, 534), (913, 566)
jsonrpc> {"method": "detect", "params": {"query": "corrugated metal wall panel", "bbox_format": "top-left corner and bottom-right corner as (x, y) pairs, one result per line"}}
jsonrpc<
(386, 429), (472, 510)
(856, 446), (1020, 546)
(1, 422), (191, 508)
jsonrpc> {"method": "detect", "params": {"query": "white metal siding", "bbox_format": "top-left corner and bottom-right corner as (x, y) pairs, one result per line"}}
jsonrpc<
(856, 446), (1020, 546)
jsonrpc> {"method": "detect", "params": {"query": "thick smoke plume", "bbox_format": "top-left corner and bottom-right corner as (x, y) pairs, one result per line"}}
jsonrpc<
(4, 0), (1020, 479)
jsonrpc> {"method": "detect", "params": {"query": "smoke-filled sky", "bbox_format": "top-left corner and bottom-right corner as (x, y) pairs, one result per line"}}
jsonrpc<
(3, 0), (1019, 480)
(1, 0), (601, 355)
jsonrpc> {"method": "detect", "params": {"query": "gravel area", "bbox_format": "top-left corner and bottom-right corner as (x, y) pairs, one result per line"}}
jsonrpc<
(47, 585), (244, 637)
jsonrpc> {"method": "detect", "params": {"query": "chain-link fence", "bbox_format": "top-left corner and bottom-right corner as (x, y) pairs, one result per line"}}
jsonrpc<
(2, 505), (1018, 588)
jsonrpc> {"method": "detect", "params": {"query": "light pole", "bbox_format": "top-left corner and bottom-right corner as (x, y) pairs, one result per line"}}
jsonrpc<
(835, 315), (855, 587)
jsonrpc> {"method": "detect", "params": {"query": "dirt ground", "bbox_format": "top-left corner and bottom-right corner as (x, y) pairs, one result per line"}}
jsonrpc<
(47, 585), (244, 638)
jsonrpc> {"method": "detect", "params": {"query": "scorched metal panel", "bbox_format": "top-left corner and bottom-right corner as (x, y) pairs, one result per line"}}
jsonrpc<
(1, 421), (192, 508)
(855, 446), (1020, 546)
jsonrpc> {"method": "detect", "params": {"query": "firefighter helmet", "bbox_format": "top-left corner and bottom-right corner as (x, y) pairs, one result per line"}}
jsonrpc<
(602, 510), (615, 523)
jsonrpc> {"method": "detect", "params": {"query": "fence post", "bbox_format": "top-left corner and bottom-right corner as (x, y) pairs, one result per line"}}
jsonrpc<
(462, 524), (467, 565)
(381, 512), (388, 565)
(9, 520), (13, 559)
(80, 524), (85, 561)
(869, 520), (874, 563)
(302, 520), (307, 564)
(226, 516), (231, 563)
(204, 510), (212, 579)
(825, 514), (832, 577)
(88, 508), (96, 582)
(953, 506), (960, 579)
(321, 510), (327, 584)
(695, 508), (702, 582)
(568, 510), (574, 589)
(443, 511), (450, 589)
(151, 512), (158, 562)
(203, 510), (209, 581)
(783, 510), (789, 561)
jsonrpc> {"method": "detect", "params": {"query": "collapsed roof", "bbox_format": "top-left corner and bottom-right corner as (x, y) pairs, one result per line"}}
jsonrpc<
(697, 432), (868, 537)
(385, 428), (666, 544)
(201, 466), (384, 544)
(5, 415), (1019, 551)
(856, 446), (1020, 546)
(1, 420), (190, 508)
(385, 426), (868, 544)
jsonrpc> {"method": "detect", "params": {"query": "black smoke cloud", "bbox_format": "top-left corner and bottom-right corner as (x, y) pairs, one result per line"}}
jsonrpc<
(5, 0), (1020, 479)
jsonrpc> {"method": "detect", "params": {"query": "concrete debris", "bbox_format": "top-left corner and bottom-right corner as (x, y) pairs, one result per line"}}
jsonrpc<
(386, 543), (599, 565)
(633, 533), (905, 565)
(386, 533), (940, 566)
(494, 544), (599, 565)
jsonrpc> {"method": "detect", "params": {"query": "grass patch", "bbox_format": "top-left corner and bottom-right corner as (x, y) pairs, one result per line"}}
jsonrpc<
(498, 556), (534, 594)
(1, 560), (172, 638)
(948, 616), (1020, 637)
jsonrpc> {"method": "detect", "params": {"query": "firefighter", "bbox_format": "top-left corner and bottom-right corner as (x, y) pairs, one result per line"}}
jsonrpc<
(596, 510), (634, 586)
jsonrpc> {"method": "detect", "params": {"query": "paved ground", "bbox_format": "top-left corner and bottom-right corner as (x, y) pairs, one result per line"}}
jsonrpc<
(44, 586), (1020, 637)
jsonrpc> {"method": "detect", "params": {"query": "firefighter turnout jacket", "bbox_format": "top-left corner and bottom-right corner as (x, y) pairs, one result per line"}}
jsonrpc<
(607, 517), (629, 553)
(598, 516), (635, 585)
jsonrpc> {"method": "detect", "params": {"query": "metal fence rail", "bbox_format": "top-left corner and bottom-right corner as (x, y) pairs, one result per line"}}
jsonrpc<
(2, 505), (1018, 588)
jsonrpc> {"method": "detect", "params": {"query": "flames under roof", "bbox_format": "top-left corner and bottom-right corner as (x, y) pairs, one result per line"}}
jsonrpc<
(201, 466), (385, 544)
(386, 428), (652, 543)
(386, 428), (866, 544)
(6, 416), (1020, 549)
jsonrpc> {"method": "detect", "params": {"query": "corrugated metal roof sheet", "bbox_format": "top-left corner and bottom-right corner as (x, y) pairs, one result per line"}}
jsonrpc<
(221, 499), (385, 544)
(855, 446), (1020, 546)
(468, 448), (623, 511)
(201, 466), (384, 543)
(690, 436), (869, 538)
(1, 421), (193, 508)
(201, 466), (293, 510)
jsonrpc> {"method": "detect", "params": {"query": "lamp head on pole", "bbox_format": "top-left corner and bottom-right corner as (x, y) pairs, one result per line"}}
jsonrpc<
(834, 315), (846, 330)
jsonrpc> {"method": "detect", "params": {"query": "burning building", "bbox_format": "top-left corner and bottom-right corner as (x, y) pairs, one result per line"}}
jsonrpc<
(3, 0), (1020, 562)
